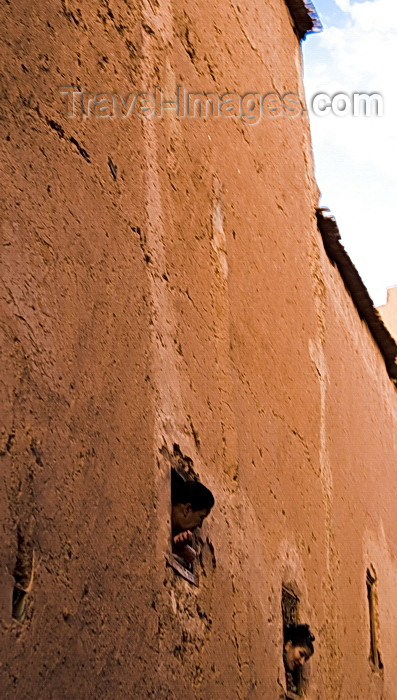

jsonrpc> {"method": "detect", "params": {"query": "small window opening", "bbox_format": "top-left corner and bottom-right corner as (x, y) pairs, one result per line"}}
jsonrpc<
(282, 586), (302, 698)
(366, 568), (383, 671)
(12, 528), (34, 623)
(282, 585), (299, 627)
(166, 444), (214, 586)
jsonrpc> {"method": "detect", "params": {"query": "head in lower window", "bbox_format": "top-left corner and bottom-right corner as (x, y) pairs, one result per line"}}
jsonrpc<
(283, 624), (315, 672)
(171, 479), (215, 533)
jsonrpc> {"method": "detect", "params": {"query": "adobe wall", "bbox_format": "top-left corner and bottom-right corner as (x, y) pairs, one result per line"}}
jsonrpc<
(1, 2), (397, 700)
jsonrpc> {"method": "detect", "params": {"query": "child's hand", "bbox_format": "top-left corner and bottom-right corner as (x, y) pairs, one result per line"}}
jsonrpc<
(172, 531), (196, 563)
(173, 530), (193, 547)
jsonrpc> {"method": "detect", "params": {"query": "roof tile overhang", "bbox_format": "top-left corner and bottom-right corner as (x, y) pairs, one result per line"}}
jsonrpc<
(285, 0), (323, 40)
(316, 209), (397, 384)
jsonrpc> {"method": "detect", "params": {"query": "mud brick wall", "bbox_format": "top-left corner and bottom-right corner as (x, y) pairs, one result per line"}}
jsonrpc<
(1, 2), (397, 699)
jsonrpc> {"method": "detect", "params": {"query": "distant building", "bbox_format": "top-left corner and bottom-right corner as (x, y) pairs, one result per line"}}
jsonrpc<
(377, 287), (397, 342)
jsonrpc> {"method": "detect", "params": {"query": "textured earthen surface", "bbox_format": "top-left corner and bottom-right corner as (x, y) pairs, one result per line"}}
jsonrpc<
(1, 2), (397, 699)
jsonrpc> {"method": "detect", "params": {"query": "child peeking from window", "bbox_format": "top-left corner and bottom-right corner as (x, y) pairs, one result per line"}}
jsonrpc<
(283, 623), (315, 694)
(171, 473), (214, 565)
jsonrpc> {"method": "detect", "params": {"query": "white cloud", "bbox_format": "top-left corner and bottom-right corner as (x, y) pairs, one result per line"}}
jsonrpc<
(333, 0), (352, 13)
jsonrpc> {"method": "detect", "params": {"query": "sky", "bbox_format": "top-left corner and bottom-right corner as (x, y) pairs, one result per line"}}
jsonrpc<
(301, 0), (397, 306)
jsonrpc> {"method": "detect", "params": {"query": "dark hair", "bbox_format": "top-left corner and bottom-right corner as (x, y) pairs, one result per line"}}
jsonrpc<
(172, 476), (215, 511)
(284, 624), (315, 654)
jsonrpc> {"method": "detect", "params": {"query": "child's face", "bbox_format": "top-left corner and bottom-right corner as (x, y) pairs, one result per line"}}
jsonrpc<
(284, 641), (312, 671)
(184, 506), (211, 530)
(173, 504), (211, 531)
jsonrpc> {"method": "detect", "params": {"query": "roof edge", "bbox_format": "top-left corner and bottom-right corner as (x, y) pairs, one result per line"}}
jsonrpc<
(316, 209), (397, 384)
(284, 0), (323, 40)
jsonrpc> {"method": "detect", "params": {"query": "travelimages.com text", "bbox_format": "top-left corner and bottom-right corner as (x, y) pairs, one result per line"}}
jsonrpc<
(58, 86), (383, 123)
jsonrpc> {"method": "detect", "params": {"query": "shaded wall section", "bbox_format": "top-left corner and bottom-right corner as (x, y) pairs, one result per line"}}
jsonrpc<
(1, 1), (397, 700)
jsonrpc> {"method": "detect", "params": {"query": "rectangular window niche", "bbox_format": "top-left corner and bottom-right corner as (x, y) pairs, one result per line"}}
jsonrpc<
(366, 568), (383, 672)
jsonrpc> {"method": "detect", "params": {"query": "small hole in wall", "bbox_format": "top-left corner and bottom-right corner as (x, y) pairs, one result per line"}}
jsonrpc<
(12, 588), (28, 622)
(366, 568), (383, 671)
(12, 528), (34, 623)
(282, 585), (299, 627)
